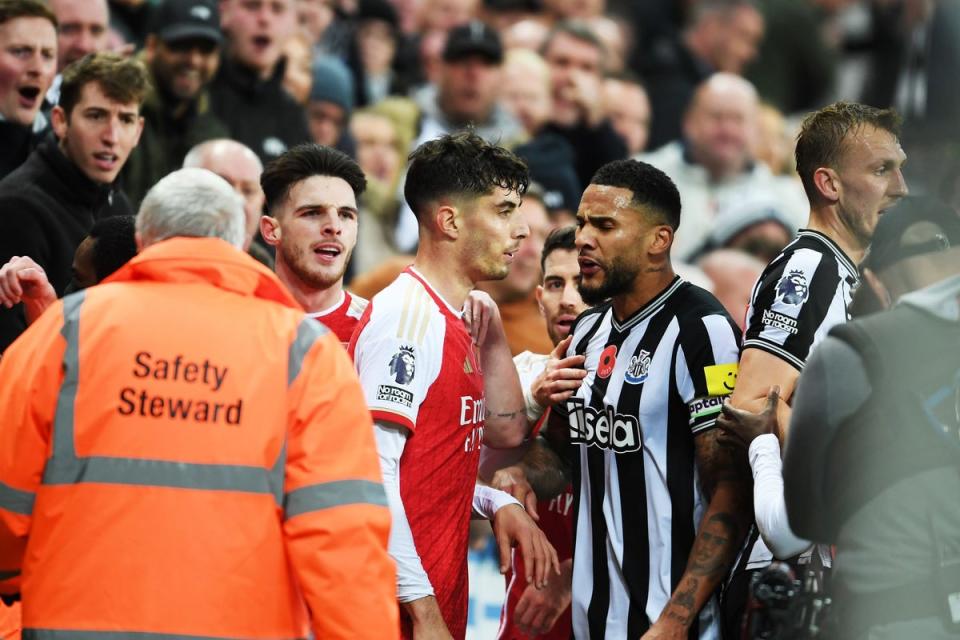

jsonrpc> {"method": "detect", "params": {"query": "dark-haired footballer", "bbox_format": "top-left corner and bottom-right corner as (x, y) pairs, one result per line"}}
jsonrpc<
(350, 132), (559, 640)
(537, 158), (750, 639)
(259, 142), (368, 345)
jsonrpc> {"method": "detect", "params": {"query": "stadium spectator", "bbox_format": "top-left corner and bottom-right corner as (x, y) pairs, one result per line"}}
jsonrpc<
(107, 0), (152, 49)
(211, 0), (310, 163)
(752, 101), (793, 176)
(260, 143), (369, 344)
(542, 0), (603, 20)
(350, 132), (558, 639)
(540, 20), (628, 188)
(642, 0), (764, 150)
(122, 0), (228, 206)
(0, 167), (399, 639)
(698, 248), (765, 330)
(49, 0), (109, 71)
(306, 56), (354, 151)
(350, 0), (409, 106)
(500, 49), (581, 219)
(414, 0), (478, 34)
(281, 29), (313, 105)
(704, 196), (796, 263)
(602, 74), (651, 156)
(413, 21), (522, 148)
(183, 138), (268, 265)
(0, 0), (56, 178)
(478, 0), (542, 32)
(0, 52), (146, 352)
(501, 17), (548, 50)
(639, 73), (807, 261)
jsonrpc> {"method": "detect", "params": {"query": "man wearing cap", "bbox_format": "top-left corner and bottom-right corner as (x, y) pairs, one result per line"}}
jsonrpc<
(122, 0), (228, 205)
(413, 20), (522, 148)
(720, 196), (960, 639)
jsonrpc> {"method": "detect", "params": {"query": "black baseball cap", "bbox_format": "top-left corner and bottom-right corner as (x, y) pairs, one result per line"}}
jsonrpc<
(150, 0), (222, 45)
(861, 196), (960, 273)
(443, 21), (503, 63)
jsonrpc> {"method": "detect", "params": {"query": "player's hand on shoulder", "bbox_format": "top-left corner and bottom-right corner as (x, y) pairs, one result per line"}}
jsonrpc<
(717, 386), (781, 448)
(515, 558), (572, 636)
(493, 503), (560, 591)
(462, 290), (503, 347)
(490, 465), (539, 521)
(532, 335), (587, 408)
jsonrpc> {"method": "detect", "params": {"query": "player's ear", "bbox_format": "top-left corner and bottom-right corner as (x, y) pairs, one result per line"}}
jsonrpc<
(648, 225), (673, 256)
(259, 215), (281, 247)
(435, 203), (460, 240)
(813, 167), (840, 203)
(535, 284), (545, 315)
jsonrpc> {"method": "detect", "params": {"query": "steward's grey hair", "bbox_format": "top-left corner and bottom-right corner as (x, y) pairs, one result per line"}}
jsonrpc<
(137, 168), (246, 248)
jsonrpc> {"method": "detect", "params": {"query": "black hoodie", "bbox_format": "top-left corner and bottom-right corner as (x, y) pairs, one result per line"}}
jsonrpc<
(208, 56), (311, 165)
(0, 136), (132, 351)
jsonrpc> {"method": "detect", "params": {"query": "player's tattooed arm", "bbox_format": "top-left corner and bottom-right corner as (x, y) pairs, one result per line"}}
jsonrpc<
(464, 291), (529, 448)
(644, 429), (752, 637)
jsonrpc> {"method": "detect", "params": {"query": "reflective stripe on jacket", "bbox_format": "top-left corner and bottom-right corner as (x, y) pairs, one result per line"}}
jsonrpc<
(0, 237), (398, 640)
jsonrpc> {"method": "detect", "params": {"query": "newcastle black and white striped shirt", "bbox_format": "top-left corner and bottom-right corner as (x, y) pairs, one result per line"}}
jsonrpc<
(743, 229), (860, 371)
(563, 277), (740, 639)
(739, 229), (859, 570)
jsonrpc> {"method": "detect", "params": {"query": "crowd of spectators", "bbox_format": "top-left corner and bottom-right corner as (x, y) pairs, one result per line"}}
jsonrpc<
(3, 0), (955, 354)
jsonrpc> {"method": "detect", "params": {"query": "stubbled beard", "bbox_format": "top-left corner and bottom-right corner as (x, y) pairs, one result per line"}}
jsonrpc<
(577, 257), (638, 306)
(281, 242), (345, 289)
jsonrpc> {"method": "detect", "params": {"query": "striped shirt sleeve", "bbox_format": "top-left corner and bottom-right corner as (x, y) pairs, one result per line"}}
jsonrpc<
(678, 313), (742, 434)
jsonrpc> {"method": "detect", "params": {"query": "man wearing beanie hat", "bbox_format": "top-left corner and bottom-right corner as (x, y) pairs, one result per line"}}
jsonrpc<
(307, 56), (354, 152)
(722, 196), (960, 639)
(122, 0), (229, 205)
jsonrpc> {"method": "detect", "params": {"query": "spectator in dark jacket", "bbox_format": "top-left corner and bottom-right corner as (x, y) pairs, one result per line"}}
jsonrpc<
(0, 0), (57, 178)
(0, 52), (147, 351)
(122, 0), (229, 205)
(210, 0), (310, 164)
(540, 20), (628, 188)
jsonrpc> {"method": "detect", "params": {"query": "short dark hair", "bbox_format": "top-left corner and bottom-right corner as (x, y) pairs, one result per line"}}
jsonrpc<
(795, 101), (902, 203)
(404, 132), (529, 218)
(261, 143), (367, 214)
(540, 20), (604, 58)
(590, 159), (682, 229)
(540, 225), (576, 273)
(0, 0), (56, 27)
(59, 53), (150, 117)
(88, 216), (137, 282)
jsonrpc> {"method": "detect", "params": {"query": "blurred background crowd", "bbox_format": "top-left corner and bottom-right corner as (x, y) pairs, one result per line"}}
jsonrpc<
(0, 0), (958, 633)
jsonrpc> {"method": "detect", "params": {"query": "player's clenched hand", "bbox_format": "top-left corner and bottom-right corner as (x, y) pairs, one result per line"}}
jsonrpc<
(493, 504), (560, 590)
(515, 558), (572, 636)
(717, 386), (780, 448)
(532, 336), (587, 407)
(0, 256), (57, 322)
(491, 465), (539, 521)
(462, 290), (504, 347)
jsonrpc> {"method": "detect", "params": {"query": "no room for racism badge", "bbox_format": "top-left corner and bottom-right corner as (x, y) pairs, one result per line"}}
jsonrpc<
(597, 345), (618, 379)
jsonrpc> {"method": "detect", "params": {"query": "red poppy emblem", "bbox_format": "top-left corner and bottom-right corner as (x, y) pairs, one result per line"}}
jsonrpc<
(597, 345), (618, 379)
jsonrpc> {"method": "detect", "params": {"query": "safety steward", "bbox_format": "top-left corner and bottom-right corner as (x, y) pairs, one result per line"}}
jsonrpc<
(0, 168), (398, 639)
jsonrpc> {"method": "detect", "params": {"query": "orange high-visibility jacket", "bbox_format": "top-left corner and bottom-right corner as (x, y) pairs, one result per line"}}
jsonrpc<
(0, 237), (398, 640)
